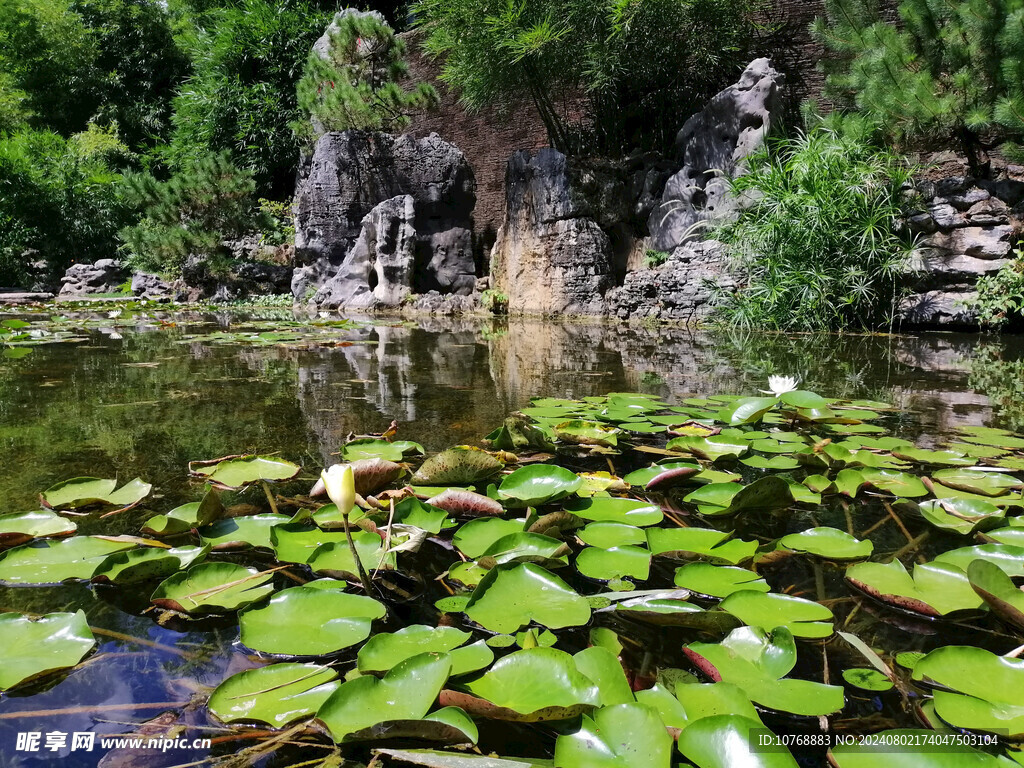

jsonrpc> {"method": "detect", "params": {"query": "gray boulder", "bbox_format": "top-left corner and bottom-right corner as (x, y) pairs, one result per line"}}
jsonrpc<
(131, 272), (171, 300)
(648, 58), (784, 251)
(292, 130), (476, 303)
(58, 259), (127, 297)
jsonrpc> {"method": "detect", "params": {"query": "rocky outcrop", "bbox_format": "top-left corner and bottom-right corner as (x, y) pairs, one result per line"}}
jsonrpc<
(58, 259), (127, 297)
(130, 272), (172, 300)
(648, 58), (784, 252)
(899, 176), (1022, 327)
(292, 130), (476, 308)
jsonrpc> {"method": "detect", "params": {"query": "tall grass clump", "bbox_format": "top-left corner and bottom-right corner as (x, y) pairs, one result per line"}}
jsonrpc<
(715, 118), (916, 331)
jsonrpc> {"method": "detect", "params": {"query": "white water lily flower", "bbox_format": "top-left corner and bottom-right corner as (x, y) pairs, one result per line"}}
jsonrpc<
(320, 464), (356, 515)
(760, 375), (800, 396)
(107, 309), (122, 319)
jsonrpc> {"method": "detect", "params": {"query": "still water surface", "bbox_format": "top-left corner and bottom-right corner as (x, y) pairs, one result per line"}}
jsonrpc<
(0, 311), (1022, 767)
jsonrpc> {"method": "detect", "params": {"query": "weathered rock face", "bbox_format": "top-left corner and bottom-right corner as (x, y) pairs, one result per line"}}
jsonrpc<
(130, 272), (171, 300)
(292, 130), (477, 307)
(58, 259), (126, 297)
(898, 176), (1022, 327)
(648, 58), (784, 252)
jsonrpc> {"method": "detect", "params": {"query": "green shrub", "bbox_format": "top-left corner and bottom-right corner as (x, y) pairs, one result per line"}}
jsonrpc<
(257, 198), (295, 247)
(963, 249), (1024, 329)
(644, 249), (671, 269)
(293, 10), (437, 145)
(714, 117), (916, 331)
(119, 151), (267, 278)
(481, 288), (509, 315)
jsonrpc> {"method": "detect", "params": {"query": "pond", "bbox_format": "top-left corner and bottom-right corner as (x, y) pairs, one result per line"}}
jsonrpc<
(1, 307), (1024, 768)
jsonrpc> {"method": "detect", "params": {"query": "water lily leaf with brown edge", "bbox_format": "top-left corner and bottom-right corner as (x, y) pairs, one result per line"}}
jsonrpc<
(0, 610), (96, 691)
(967, 559), (1024, 630)
(0, 510), (76, 548)
(315, 652), (458, 742)
(684, 627), (844, 716)
(918, 498), (1005, 535)
(239, 586), (385, 656)
(41, 477), (152, 510)
(458, 647), (600, 720)
(463, 563), (591, 634)
(622, 461), (700, 487)
(845, 560), (984, 618)
(429, 489), (504, 518)
(554, 420), (621, 447)
(553, 702), (672, 768)
(208, 663), (340, 727)
(190, 455), (300, 489)
(933, 468), (1023, 497)
(0, 535), (139, 584)
(413, 447), (504, 486)
(151, 562), (274, 614)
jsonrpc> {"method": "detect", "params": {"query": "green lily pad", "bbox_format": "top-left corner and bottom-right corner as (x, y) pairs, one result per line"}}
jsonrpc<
(389, 497), (453, 534)
(780, 390), (830, 409)
(239, 586), (385, 655)
(413, 447), (504, 486)
(208, 663), (340, 727)
(684, 627), (844, 716)
(572, 646), (634, 707)
(461, 647), (600, 718)
(576, 546), (651, 581)
(92, 545), (206, 584)
(341, 439), (425, 462)
(192, 455), (300, 489)
(667, 436), (749, 462)
(623, 462), (699, 487)
(777, 527), (873, 560)
(845, 560), (984, 617)
(741, 455), (801, 470)
(464, 563), (591, 634)
(497, 465), (582, 507)
(566, 497), (663, 526)
(553, 702), (672, 768)
(861, 469), (929, 498)
(0, 611), (96, 691)
(142, 488), (223, 536)
(613, 596), (741, 633)
(829, 729), (1016, 767)
(315, 652), (455, 742)
(647, 527), (758, 565)
(933, 468), (1022, 497)
(554, 420), (621, 447)
(151, 562), (275, 614)
(0, 536), (138, 584)
(842, 668), (893, 692)
(308, 533), (395, 579)
(199, 513), (290, 550)
(673, 563), (769, 598)
(577, 522), (647, 548)
(720, 591), (834, 639)
(0, 510), (77, 548)
(891, 448), (975, 467)
(918, 498), (1005, 535)
(271, 525), (350, 564)
(716, 397), (779, 426)
(684, 476), (794, 517)
(967, 559), (1024, 630)
(453, 518), (526, 559)
(481, 532), (570, 567)
(913, 646), (1024, 737)
(678, 715), (799, 768)
(358, 625), (493, 676)
(934, 544), (1024, 577)
(42, 477), (152, 510)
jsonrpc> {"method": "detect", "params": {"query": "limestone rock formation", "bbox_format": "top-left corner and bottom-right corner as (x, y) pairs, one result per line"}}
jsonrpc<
(648, 58), (784, 251)
(58, 259), (126, 297)
(130, 272), (171, 300)
(898, 176), (1023, 327)
(292, 130), (476, 307)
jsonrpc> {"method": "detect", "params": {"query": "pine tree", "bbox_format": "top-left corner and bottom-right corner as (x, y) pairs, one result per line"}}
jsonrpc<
(293, 10), (437, 144)
(814, 0), (1024, 176)
(119, 152), (266, 276)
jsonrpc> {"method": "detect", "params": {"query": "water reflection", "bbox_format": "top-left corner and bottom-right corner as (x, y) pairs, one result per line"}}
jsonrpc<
(0, 312), (1022, 766)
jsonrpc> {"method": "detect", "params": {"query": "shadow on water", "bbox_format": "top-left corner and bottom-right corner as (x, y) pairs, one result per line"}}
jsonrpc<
(0, 309), (1022, 766)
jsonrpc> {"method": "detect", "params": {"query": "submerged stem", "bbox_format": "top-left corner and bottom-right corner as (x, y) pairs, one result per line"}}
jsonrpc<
(343, 511), (374, 596)
(261, 480), (280, 515)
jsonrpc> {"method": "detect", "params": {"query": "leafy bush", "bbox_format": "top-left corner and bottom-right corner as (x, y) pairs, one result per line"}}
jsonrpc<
(644, 249), (671, 269)
(815, 0), (1024, 174)
(415, 0), (764, 155)
(0, 125), (132, 286)
(294, 10), (437, 144)
(119, 151), (267, 277)
(257, 199), (295, 247)
(480, 288), (508, 315)
(714, 117), (916, 331)
(963, 249), (1024, 329)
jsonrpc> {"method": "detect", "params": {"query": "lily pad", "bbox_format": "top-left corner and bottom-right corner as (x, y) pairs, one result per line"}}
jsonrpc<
(341, 439), (425, 462)
(199, 513), (290, 550)
(623, 462), (700, 487)
(647, 527), (758, 565)
(92, 545), (206, 584)
(208, 663), (340, 727)
(566, 497), (663, 526)
(678, 715), (799, 768)
(553, 702), (672, 768)
(315, 652), (456, 742)
(967, 559), (1024, 630)
(480, 532), (570, 567)
(453, 518), (527, 559)
(554, 420), (621, 447)
(0, 510), (77, 548)
(933, 468), (1022, 497)
(716, 397), (779, 426)
(239, 586), (385, 655)
(577, 522), (647, 549)
(0, 611), (96, 691)
(861, 469), (929, 498)
(142, 489), (223, 536)
(0, 536), (138, 584)
(720, 591), (834, 639)
(845, 560), (984, 618)
(463, 563), (591, 633)
(667, 436), (749, 462)
(673, 563), (770, 598)
(42, 477), (152, 510)
(777, 527), (873, 561)
(191, 455), (300, 489)
(684, 477), (794, 517)
(918, 498), (1005, 535)
(576, 546), (651, 581)
(151, 562), (275, 614)
(497, 465), (582, 507)
(842, 668), (893, 692)
(933, 544), (1024, 577)
(358, 625), (493, 676)
(413, 448), (504, 486)
(429, 489), (505, 518)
